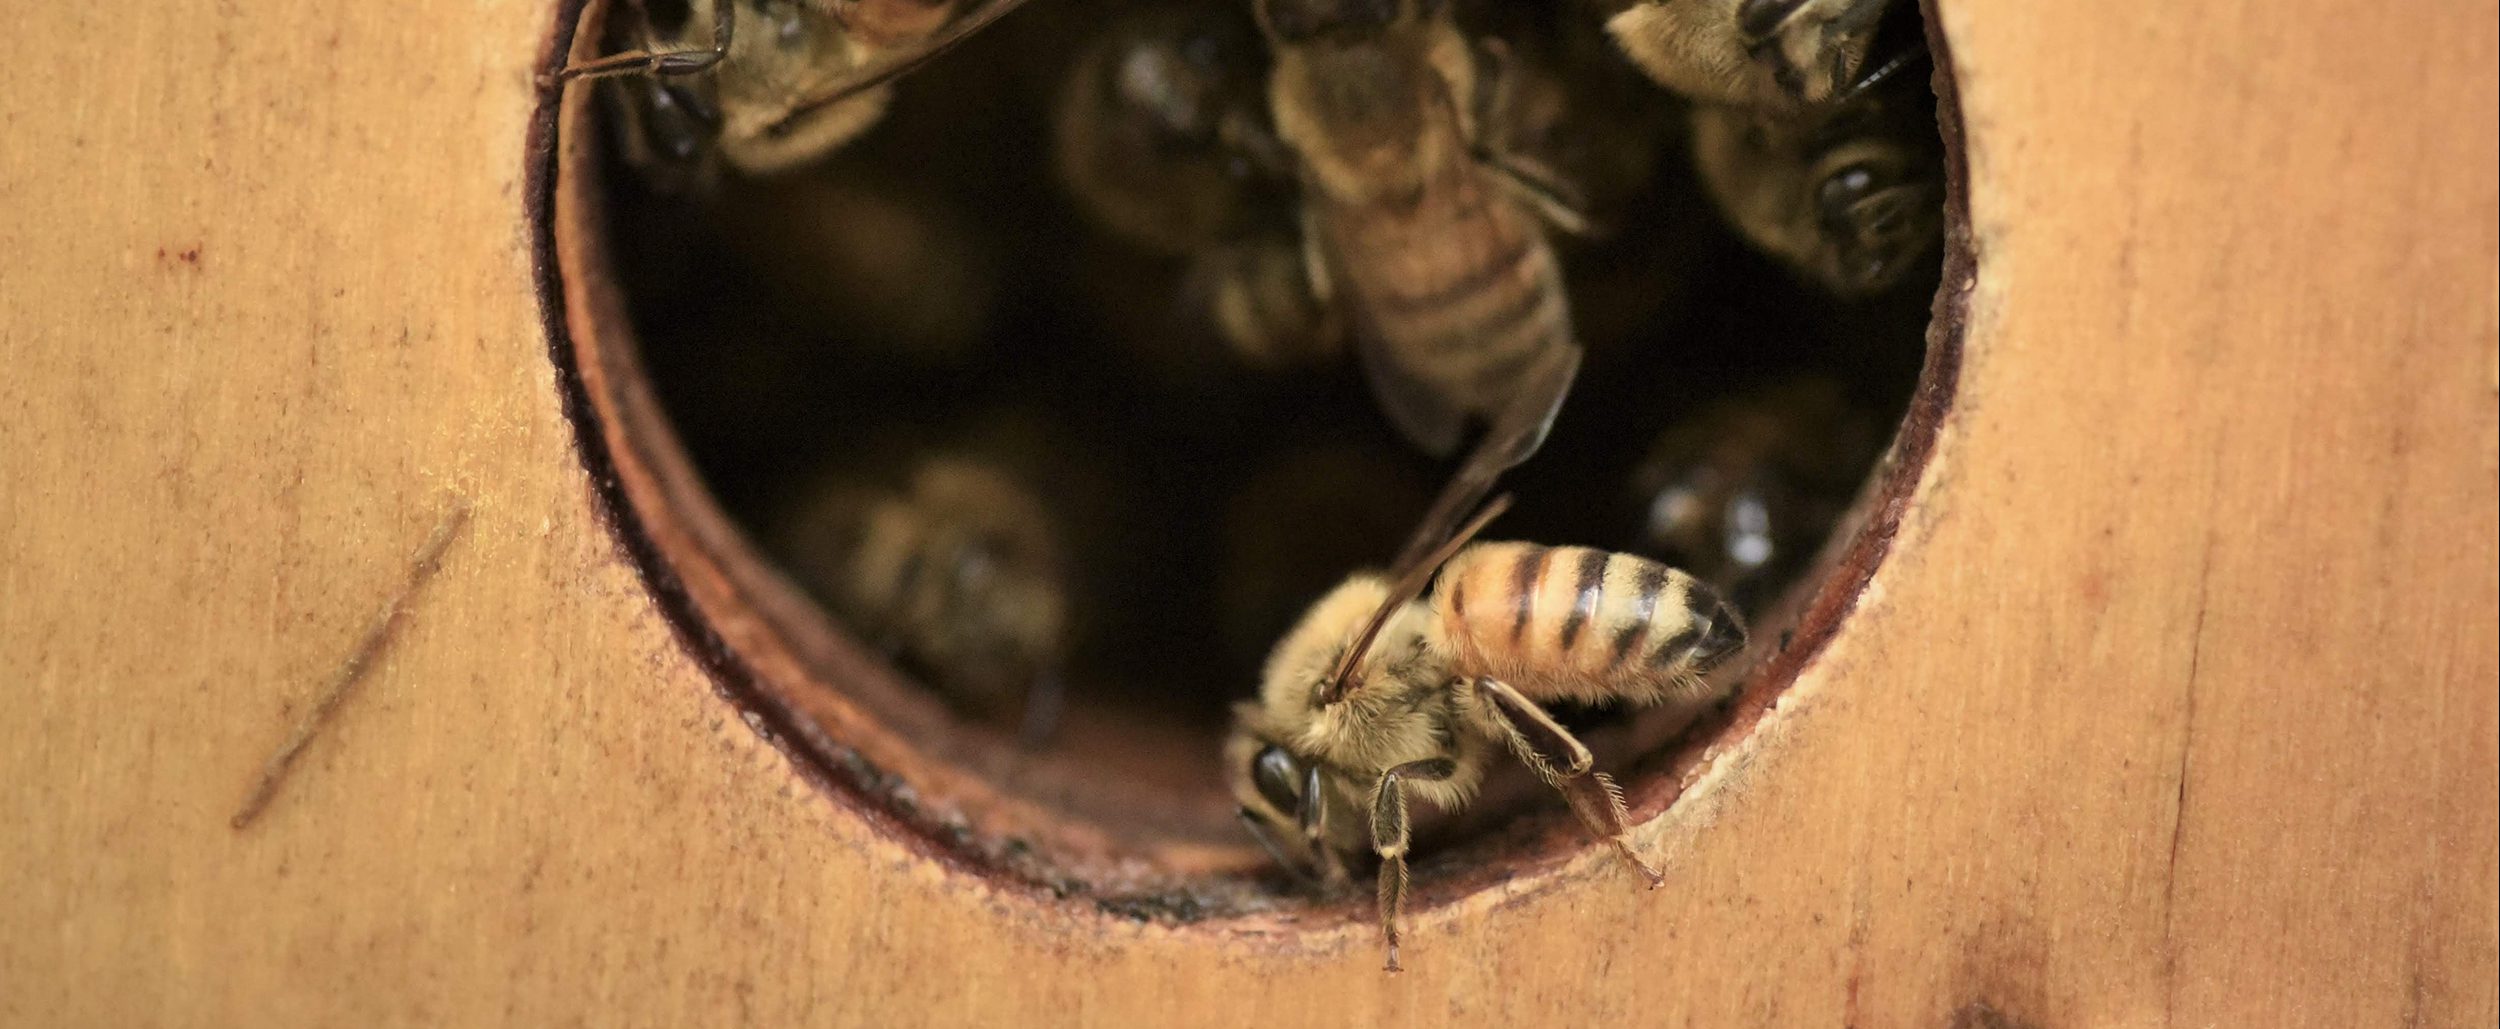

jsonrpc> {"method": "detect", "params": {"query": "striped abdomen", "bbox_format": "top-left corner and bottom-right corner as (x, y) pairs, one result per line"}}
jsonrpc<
(1201, 235), (1344, 368)
(1322, 157), (1572, 419)
(1431, 542), (1745, 708)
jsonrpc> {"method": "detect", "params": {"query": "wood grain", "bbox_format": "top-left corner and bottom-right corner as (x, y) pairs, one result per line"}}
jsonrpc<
(1, 0), (2492, 1025)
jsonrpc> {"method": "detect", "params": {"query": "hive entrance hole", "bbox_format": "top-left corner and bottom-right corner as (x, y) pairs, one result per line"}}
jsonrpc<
(549, 0), (1963, 915)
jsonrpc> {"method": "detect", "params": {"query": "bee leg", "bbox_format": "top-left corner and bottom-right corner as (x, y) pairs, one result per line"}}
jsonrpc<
(557, 0), (737, 82)
(1480, 154), (1593, 237)
(1738, 0), (1891, 104)
(1296, 768), (1354, 893)
(1833, 38), (1929, 104)
(1558, 770), (1662, 888)
(1315, 846), (1354, 894)
(1368, 758), (1457, 973)
(1192, 237), (1343, 368)
(1476, 677), (1666, 888)
(1736, 0), (1814, 45)
(1462, 37), (1593, 236)
(1472, 677), (1592, 778)
(1237, 806), (1317, 889)
(1297, 207), (1335, 311)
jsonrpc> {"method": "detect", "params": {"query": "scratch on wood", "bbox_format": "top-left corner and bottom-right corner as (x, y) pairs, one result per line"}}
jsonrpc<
(231, 497), (473, 829)
(1842, 854), (1872, 1028)
(2159, 521), (2222, 1014)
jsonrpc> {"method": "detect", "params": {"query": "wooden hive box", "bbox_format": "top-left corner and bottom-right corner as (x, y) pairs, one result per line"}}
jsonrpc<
(0, 0), (2491, 1024)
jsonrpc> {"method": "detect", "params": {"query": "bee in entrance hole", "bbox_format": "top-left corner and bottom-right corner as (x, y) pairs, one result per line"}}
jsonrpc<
(1255, 0), (1593, 458)
(1227, 351), (1745, 971)
(1599, 0), (1900, 110)
(1689, 70), (1941, 297)
(557, 0), (1042, 189)
(1052, 2), (1286, 258)
(1630, 377), (1884, 610)
(1052, 3), (1343, 370)
(773, 450), (1071, 743)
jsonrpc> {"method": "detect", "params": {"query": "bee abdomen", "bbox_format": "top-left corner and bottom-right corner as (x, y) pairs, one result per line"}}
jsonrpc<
(1384, 252), (1564, 383)
(1334, 176), (1571, 403)
(1436, 542), (1746, 706)
(1200, 237), (1342, 367)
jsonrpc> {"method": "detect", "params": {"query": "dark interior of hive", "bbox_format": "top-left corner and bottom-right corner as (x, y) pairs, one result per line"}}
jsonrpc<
(588, 0), (1943, 876)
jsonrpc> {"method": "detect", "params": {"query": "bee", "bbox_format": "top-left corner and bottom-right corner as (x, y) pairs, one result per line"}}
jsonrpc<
(1688, 73), (1942, 296)
(1229, 351), (1744, 972)
(1052, 4), (1344, 369)
(1181, 230), (1348, 368)
(557, 0), (1043, 189)
(1052, 2), (1286, 256)
(1630, 377), (1883, 609)
(1458, 11), (1698, 359)
(773, 451), (1069, 742)
(1229, 501), (1746, 971)
(1600, 0), (1898, 109)
(1255, 0), (1592, 457)
(1460, 1), (1673, 231)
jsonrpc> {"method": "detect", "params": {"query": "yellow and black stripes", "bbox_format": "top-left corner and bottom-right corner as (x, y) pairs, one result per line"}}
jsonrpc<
(1433, 541), (1745, 706)
(1324, 159), (1574, 411)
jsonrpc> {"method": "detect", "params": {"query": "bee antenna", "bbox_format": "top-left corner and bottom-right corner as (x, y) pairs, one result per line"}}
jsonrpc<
(769, 0), (1045, 131)
(1836, 40), (1930, 105)
(1318, 494), (1513, 706)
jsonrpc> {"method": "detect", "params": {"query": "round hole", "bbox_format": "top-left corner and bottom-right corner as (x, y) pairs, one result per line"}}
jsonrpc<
(533, 0), (1971, 925)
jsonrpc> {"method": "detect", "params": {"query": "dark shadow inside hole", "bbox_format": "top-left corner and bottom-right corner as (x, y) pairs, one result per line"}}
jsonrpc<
(550, 0), (1963, 918)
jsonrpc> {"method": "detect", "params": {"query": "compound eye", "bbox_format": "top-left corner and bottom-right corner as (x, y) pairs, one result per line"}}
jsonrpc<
(1817, 163), (1883, 224)
(1251, 746), (1302, 812)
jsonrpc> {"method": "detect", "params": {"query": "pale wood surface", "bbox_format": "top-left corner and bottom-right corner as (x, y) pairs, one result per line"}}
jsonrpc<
(2, 0), (2494, 1025)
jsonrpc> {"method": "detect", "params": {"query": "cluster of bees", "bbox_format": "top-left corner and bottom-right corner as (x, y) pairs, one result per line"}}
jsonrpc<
(567, 0), (1942, 970)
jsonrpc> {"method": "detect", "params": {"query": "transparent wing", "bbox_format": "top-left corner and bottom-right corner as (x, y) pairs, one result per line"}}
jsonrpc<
(1387, 341), (1580, 574)
(1312, 341), (1581, 706)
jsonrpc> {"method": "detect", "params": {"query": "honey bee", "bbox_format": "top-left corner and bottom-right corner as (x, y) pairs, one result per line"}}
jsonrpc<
(1229, 350), (1744, 971)
(1630, 377), (1883, 609)
(1460, 2), (1673, 232)
(1230, 501), (1745, 970)
(1255, 0), (1592, 457)
(1053, 4), (1343, 369)
(1600, 0), (1899, 109)
(773, 451), (1069, 741)
(558, 0), (1042, 188)
(1181, 230), (1347, 368)
(1052, 2), (1285, 256)
(1688, 74), (1941, 296)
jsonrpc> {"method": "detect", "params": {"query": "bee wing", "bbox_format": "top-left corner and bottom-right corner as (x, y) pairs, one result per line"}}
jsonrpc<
(1314, 341), (1578, 705)
(1352, 322), (1471, 458)
(767, 0), (1046, 132)
(1317, 494), (1515, 706)
(1387, 341), (1581, 574)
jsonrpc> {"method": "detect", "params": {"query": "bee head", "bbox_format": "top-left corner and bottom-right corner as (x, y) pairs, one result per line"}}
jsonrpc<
(1225, 720), (1321, 873)
(1790, 84), (1942, 295)
(1105, 10), (1264, 146)
(1810, 153), (1940, 295)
